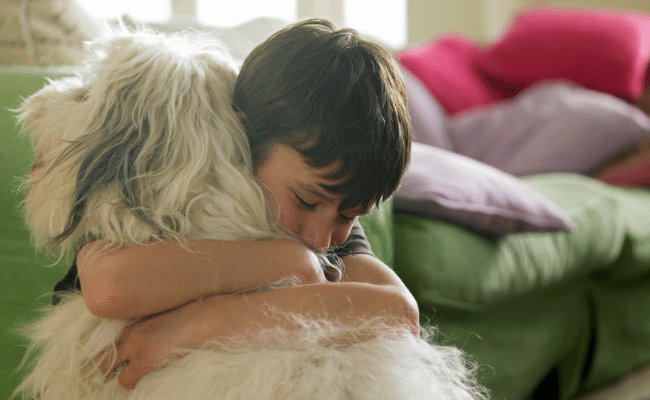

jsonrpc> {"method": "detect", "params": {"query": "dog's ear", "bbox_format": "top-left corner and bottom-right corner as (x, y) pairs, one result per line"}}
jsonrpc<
(16, 77), (89, 171)
(17, 76), (94, 254)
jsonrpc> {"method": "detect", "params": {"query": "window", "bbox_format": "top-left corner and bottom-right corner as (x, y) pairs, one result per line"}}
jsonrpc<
(197, 0), (296, 27)
(77, 0), (406, 49)
(77, 0), (172, 22)
(344, 0), (406, 49)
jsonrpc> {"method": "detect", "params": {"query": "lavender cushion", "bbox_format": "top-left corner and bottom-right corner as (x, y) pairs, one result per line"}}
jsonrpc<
(400, 67), (453, 150)
(394, 142), (575, 236)
(448, 82), (650, 177)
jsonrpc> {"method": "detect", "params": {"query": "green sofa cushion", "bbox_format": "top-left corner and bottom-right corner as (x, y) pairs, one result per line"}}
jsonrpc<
(393, 173), (650, 309)
(358, 198), (393, 268)
(579, 178), (650, 393)
(583, 278), (650, 393)
(1, 66), (76, 400)
(430, 283), (593, 400)
(394, 172), (650, 399)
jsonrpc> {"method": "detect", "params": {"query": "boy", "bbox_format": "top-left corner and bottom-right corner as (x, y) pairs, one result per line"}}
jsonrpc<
(59, 19), (415, 389)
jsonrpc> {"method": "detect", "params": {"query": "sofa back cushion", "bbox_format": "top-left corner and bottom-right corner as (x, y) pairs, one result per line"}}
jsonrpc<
(397, 35), (503, 115)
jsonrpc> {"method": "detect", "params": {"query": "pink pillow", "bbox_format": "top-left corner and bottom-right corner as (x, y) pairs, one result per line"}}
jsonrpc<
(397, 35), (502, 115)
(477, 7), (650, 100)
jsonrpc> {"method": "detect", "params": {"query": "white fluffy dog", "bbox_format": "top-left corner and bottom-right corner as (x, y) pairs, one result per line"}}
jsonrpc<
(13, 30), (487, 400)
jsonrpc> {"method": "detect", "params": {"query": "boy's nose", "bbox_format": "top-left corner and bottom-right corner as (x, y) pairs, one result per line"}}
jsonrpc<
(300, 222), (332, 253)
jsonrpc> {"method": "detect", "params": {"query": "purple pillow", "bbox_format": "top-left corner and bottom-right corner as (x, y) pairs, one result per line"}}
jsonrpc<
(394, 142), (575, 236)
(400, 67), (453, 151)
(448, 81), (650, 177)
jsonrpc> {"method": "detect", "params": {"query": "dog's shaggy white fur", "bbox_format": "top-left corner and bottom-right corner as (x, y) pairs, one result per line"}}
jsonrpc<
(13, 30), (488, 400)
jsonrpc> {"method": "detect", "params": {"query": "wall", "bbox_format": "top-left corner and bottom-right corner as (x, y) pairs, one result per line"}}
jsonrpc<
(533, 0), (650, 12)
(406, 0), (650, 47)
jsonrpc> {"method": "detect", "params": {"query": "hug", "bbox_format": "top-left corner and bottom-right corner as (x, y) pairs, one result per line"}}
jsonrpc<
(4, 3), (650, 400)
(10, 18), (486, 400)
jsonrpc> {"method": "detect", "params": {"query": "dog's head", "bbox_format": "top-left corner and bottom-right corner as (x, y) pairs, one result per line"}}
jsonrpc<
(19, 30), (279, 256)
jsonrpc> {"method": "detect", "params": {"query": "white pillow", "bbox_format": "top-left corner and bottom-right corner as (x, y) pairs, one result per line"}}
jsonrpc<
(210, 17), (287, 66)
(147, 17), (288, 67)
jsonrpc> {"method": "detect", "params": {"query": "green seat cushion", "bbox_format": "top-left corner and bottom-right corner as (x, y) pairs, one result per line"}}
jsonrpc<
(578, 178), (650, 393)
(393, 172), (650, 399)
(581, 278), (650, 393)
(393, 173), (650, 309)
(431, 283), (592, 400)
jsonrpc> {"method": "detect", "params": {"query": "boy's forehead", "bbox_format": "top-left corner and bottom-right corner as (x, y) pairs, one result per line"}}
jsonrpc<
(267, 143), (374, 214)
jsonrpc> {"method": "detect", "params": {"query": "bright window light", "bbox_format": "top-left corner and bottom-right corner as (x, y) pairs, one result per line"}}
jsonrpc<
(197, 0), (297, 27)
(344, 0), (407, 49)
(74, 0), (406, 49)
(76, 0), (171, 22)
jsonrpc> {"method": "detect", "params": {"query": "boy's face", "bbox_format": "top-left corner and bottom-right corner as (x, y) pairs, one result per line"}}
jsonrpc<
(254, 144), (370, 252)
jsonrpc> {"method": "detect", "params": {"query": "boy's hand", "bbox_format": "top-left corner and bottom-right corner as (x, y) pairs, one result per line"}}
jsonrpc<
(99, 298), (217, 390)
(98, 254), (418, 390)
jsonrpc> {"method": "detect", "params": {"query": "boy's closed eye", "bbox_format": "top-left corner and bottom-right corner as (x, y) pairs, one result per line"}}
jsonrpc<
(295, 193), (317, 210)
(294, 193), (357, 223)
(338, 213), (355, 223)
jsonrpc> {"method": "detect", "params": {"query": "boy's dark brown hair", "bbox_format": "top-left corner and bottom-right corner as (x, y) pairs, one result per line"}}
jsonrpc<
(233, 18), (411, 211)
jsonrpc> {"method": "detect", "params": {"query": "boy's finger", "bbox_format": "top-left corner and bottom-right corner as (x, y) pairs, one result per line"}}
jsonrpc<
(96, 351), (124, 378)
(118, 363), (142, 390)
(96, 351), (110, 374)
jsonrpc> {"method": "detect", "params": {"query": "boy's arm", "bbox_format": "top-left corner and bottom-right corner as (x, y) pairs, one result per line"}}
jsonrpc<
(77, 239), (326, 319)
(103, 253), (419, 390)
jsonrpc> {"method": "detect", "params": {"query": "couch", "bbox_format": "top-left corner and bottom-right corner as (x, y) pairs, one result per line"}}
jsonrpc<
(391, 6), (650, 400)
(3, 6), (650, 400)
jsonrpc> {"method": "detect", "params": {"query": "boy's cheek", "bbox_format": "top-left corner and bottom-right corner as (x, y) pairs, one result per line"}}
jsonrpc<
(331, 225), (353, 248)
(273, 202), (300, 236)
